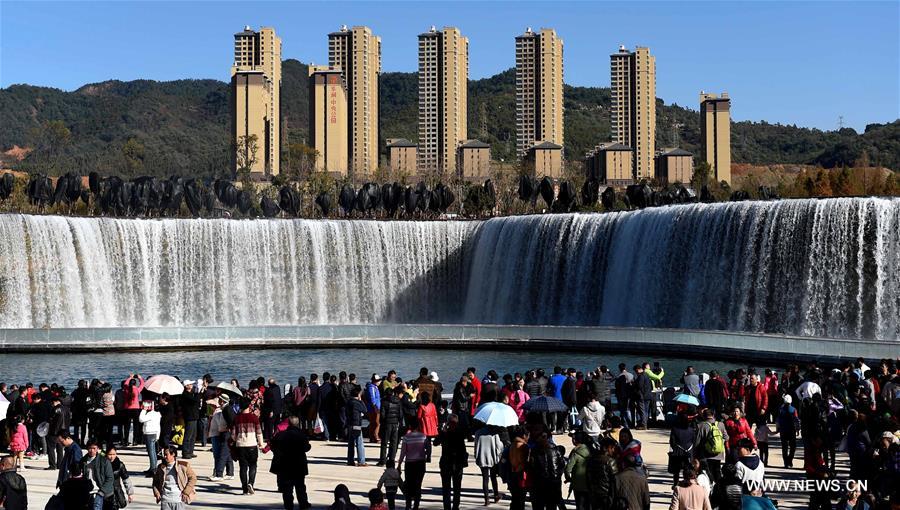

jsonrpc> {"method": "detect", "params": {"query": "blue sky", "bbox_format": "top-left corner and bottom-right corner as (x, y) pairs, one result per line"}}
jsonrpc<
(1, 1), (898, 131)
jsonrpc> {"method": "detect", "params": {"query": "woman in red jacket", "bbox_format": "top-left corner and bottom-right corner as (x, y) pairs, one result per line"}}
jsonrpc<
(724, 407), (756, 463)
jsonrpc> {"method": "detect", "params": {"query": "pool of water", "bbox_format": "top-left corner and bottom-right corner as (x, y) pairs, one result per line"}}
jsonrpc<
(0, 348), (768, 389)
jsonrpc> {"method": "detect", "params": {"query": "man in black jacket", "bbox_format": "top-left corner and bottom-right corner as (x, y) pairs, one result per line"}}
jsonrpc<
(378, 387), (403, 466)
(179, 380), (200, 459)
(263, 379), (283, 441)
(47, 396), (70, 470)
(270, 416), (311, 510)
(632, 365), (653, 430)
(0, 455), (27, 510)
(345, 388), (368, 466)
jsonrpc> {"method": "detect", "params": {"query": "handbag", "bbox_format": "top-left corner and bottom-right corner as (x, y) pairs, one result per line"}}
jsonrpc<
(313, 416), (324, 435)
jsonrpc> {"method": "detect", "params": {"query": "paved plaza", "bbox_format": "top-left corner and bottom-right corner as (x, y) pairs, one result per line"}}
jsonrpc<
(17, 428), (844, 509)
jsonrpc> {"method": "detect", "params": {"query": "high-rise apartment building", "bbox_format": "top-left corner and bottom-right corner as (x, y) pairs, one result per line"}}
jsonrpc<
(610, 45), (655, 181)
(515, 28), (564, 160)
(417, 26), (468, 177)
(700, 92), (732, 185)
(231, 26), (281, 176)
(309, 66), (349, 175)
(328, 25), (381, 177)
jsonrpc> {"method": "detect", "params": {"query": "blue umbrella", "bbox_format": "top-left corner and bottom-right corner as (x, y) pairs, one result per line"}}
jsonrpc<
(673, 393), (700, 406)
(522, 396), (568, 413)
(473, 402), (519, 427)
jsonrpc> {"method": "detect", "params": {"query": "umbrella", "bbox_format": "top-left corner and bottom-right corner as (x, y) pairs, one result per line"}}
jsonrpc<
(673, 393), (700, 406)
(214, 381), (243, 397)
(0, 392), (8, 420)
(522, 396), (568, 413)
(473, 402), (519, 427)
(145, 375), (186, 395)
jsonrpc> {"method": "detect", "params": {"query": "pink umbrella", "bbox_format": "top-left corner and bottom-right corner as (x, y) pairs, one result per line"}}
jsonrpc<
(144, 375), (185, 395)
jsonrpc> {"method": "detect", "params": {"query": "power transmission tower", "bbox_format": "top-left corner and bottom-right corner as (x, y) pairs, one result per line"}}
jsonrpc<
(672, 121), (684, 147)
(838, 116), (844, 130)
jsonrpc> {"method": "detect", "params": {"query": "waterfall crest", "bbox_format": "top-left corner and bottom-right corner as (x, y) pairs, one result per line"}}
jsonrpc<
(1, 198), (897, 340)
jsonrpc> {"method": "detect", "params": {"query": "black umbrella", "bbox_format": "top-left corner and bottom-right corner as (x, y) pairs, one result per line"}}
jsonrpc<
(522, 396), (568, 413)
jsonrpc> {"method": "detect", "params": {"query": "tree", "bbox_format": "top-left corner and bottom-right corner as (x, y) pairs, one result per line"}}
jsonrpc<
(812, 169), (833, 197)
(33, 120), (71, 172)
(690, 161), (712, 190)
(235, 134), (259, 175)
(283, 143), (318, 181)
(882, 172), (899, 196)
(122, 137), (145, 175)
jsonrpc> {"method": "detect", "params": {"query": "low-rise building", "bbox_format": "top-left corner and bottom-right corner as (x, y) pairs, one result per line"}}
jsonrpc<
(525, 141), (563, 178)
(655, 148), (694, 186)
(457, 139), (491, 180)
(386, 138), (417, 177)
(585, 143), (633, 187)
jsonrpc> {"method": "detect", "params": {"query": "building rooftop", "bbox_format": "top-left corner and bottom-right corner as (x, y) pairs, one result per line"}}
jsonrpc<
(599, 143), (633, 152)
(530, 141), (563, 150)
(386, 138), (417, 148)
(460, 139), (491, 149)
(658, 148), (694, 157)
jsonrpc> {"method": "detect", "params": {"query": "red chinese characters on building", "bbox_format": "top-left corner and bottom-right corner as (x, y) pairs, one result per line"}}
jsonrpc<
(328, 75), (338, 124)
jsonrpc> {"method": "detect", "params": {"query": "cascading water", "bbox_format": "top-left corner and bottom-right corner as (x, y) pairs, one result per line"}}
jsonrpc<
(464, 198), (900, 340)
(0, 197), (897, 340)
(0, 216), (476, 327)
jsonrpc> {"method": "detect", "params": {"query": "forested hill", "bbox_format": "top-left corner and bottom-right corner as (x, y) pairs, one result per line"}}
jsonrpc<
(1, 58), (897, 177)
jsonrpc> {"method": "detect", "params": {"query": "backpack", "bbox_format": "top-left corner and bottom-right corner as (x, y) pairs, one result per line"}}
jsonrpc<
(705, 421), (725, 456)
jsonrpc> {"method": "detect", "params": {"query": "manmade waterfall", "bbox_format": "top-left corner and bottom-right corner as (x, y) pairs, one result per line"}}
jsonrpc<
(0, 197), (898, 341)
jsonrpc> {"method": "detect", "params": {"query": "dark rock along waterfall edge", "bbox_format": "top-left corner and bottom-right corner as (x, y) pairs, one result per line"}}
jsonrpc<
(0, 197), (898, 341)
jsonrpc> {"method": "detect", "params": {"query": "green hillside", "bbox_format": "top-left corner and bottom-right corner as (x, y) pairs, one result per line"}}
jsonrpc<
(1, 58), (897, 177)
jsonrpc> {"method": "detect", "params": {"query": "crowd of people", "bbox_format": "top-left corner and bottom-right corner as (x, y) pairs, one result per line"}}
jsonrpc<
(0, 357), (897, 510)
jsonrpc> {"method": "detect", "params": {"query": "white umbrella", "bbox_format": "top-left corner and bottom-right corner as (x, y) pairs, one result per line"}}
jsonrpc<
(214, 381), (243, 397)
(473, 402), (519, 427)
(144, 375), (185, 395)
(0, 392), (8, 419)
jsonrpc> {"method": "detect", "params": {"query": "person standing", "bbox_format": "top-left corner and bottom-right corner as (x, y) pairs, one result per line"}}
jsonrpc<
(157, 394), (175, 451)
(71, 380), (91, 446)
(435, 414), (468, 510)
(121, 374), (145, 447)
(379, 386), (403, 466)
(579, 392), (605, 440)
(263, 379), (283, 441)
(724, 407), (755, 463)
(139, 401), (162, 476)
(365, 374), (382, 444)
(231, 399), (264, 495)
(270, 415), (311, 510)
(565, 431), (592, 510)
(633, 365), (652, 430)
(55, 431), (83, 488)
(345, 387), (368, 467)
(587, 437), (620, 510)
(59, 463), (94, 510)
(668, 413), (698, 485)
(614, 455), (651, 510)
(703, 371), (729, 415)
(682, 367), (701, 398)
(528, 431), (565, 510)
(775, 395), (799, 468)
(695, 408), (728, 484)
(80, 441), (114, 510)
(152, 446), (197, 510)
(615, 365), (634, 427)
(207, 395), (234, 482)
(106, 447), (134, 509)
(8, 416), (27, 471)
(397, 418), (428, 510)
(474, 425), (504, 506)
(450, 375), (475, 433)
(47, 395), (70, 471)
(744, 373), (769, 425)
(548, 367), (567, 434)
(178, 381), (199, 460)
(669, 466), (712, 510)
(0, 455), (27, 510)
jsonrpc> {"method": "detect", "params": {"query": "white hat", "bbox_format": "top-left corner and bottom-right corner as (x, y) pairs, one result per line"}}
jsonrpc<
(783, 395), (792, 404)
(430, 371), (439, 382)
(182, 379), (195, 387)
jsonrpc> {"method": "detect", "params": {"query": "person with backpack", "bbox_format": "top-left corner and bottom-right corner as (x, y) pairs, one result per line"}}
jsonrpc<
(528, 431), (565, 510)
(696, 408), (728, 484)
(504, 427), (530, 510)
(668, 413), (698, 485)
(775, 395), (799, 468)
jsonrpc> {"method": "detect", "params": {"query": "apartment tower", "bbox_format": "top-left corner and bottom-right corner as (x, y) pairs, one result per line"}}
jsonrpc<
(328, 25), (381, 177)
(610, 46), (655, 181)
(308, 66), (349, 175)
(418, 26), (469, 177)
(700, 92), (732, 185)
(231, 26), (281, 176)
(515, 28), (564, 160)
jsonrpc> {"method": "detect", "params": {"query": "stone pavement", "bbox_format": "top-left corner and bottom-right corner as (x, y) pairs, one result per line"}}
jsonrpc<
(17, 428), (844, 509)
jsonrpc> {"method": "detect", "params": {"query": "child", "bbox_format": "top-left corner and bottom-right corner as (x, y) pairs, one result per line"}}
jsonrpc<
(754, 418), (772, 466)
(376, 459), (402, 510)
(9, 415), (29, 470)
(367, 488), (388, 510)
